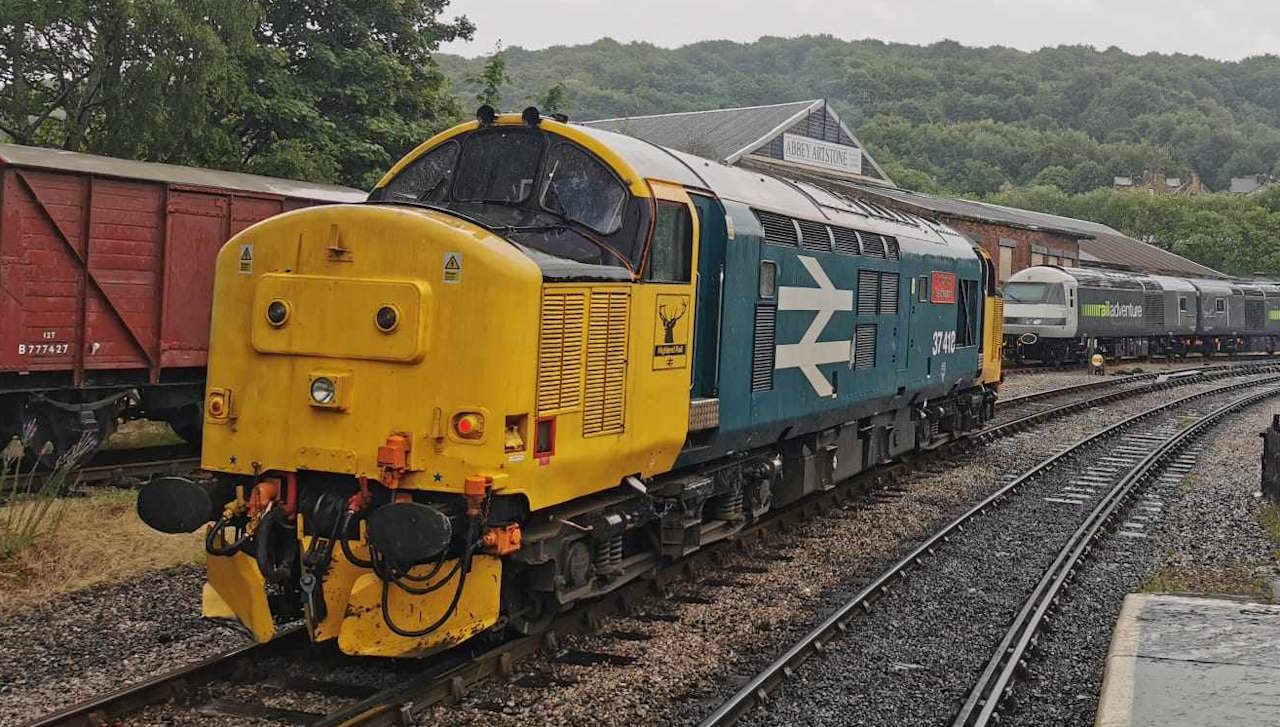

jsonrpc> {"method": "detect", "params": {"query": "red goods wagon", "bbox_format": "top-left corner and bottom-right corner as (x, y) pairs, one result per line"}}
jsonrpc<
(0, 144), (366, 453)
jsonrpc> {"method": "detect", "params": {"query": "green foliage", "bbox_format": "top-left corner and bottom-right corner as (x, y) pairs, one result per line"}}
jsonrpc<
(438, 36), (1280, 194)
(0, 0), (474, 189)
(470, 42), (509, 109)
(540, 83), (567, 114)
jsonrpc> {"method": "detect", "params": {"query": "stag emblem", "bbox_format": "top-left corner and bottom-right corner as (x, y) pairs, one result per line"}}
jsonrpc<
(658, 301), (687, 343)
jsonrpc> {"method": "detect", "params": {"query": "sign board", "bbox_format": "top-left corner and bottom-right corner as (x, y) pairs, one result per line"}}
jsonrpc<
(782, 133), (862, 175)
(930, 271), (956, 304)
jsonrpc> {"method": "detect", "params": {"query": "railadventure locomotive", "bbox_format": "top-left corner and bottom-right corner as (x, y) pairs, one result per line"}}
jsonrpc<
(139, 107), (1004, 657)
(1003, 265), (1280, 364)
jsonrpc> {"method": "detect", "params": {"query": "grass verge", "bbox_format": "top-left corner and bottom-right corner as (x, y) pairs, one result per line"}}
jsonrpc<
(0, 489), (205, 615)
(1141, 563), (1273, 602)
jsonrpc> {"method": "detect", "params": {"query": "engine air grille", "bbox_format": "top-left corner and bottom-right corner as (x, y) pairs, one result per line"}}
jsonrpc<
(1246, 299), (1265, 330)
(752, 303), (777, 391)
(858, 270), (879, 315)
(859, 231), (887, 259)
(755, 211), (799, 246)
(879, 273), (899, 315)
(989, 298), (1004, 356)
(537, 291), (586, 414)
(830, 226), (861, 255)
(583, 290), (629, 436)
(1143, 293), (1165, 327)
(797, 220), (831, 253)
(854, 324), (877, 369)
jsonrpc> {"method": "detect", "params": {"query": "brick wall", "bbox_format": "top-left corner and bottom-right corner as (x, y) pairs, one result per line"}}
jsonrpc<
(943, 219), (1080, 282)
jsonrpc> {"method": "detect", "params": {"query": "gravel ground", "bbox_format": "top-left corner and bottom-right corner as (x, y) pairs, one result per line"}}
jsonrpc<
(413, 377), (1268, 727)
(1004, 396), (1280, 727)
(0, 566), (249, 727)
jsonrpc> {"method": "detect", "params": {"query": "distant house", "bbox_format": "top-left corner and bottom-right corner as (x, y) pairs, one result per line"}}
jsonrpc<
(1114, 171), (1204, 195)
(1229, 174), (1272, 195)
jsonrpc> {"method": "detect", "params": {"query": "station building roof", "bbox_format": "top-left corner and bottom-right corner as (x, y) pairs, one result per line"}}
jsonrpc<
(581, 100), (893, 185)
(847, 183), (1224, 279)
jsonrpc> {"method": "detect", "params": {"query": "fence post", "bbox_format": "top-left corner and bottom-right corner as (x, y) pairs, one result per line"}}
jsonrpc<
(1261, 415), (1280, 503)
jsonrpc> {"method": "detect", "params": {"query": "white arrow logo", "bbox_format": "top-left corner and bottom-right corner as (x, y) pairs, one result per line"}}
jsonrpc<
(775, 256), (853, 397)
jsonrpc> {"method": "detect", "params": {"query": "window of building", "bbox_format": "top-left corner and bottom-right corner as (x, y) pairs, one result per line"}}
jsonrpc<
(998, 246), (1013, 282)
(1031, 252), (1044, 267)
(646, 201), (693, 282)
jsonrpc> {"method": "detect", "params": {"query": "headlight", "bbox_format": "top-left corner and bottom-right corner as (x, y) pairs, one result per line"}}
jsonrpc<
(310, 377), (336, 405)
(266, 299), (289, 327)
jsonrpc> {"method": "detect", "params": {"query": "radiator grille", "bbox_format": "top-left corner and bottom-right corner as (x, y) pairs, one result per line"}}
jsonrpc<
(583, 290), (629, 436)
(752, 303), (777, 391)
(797, 219), (831, 253)
(879, 273), (899, 315)
(830, 226), (860, 255)
(857, 270), (879, 315)
(537, 291), (585, 414)
(1246, 299), (1265, 330)
(990, 298), (1004, 357)
(756, 211), (798, 246)
(859, 231), (887, 259)
(854, 324), (877, 369)
(1143, 293), (1165, 327)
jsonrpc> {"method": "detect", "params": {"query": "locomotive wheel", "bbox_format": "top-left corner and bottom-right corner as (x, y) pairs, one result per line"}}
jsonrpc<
(506, 589), (559, 635)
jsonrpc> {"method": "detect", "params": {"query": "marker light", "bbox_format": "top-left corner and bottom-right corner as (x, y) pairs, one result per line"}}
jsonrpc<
(310, 377), (337, 405)
(453, 412), (484, 440)
(207, 389), (230, 421)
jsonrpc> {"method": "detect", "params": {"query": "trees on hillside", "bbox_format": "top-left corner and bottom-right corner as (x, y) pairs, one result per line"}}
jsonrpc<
(441, 36), (1280, 195)
(0, 0), (473, 188)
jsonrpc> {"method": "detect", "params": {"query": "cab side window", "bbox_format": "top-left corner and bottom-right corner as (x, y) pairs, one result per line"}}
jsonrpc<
(646, 201), (693, 282)
(1215, 298), (1226, 313)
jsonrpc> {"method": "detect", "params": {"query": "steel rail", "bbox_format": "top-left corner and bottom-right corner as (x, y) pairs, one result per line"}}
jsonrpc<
(20, 627), (307, 727)
(952, 383), (1280, 726)
(996, 360), (1275, 409)
(695, 374), (1280, 727)
(968, 363), (1279, 444)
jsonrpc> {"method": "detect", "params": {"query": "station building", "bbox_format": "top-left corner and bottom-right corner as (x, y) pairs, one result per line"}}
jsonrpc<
(584, 101), (1222, 280)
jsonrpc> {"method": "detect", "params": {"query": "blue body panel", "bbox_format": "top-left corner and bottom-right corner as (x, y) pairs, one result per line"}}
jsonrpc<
(681, 200), (983, 464)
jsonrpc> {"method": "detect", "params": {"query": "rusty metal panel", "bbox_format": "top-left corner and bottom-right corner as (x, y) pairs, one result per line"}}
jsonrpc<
(1, 156), (350, 383)
(231, 195), (284, 236)
(160, 191), (229, 368)
(0, 169), (89, 374)
(84, 177), (164, 371)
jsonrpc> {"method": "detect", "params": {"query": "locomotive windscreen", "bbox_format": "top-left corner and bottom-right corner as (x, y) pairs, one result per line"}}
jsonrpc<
(1003, 282), (1065, 305)
(373, 127), (650, 271)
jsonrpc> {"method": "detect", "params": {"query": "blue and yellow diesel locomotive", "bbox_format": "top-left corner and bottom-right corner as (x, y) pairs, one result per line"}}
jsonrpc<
(140, 108), (1003, 657)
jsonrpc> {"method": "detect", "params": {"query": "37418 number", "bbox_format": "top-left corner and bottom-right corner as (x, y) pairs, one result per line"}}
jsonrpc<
(931, 330), (956, 356)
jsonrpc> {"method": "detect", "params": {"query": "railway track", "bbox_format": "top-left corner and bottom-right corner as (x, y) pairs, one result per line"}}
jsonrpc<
(23, 368), (1278, 727)
(1002, 350), (1280, 376)
(693, 374), (1280, 727)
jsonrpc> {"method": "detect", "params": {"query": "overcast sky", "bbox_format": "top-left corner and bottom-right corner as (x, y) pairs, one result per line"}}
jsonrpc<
(439, 0), (1280, 61)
